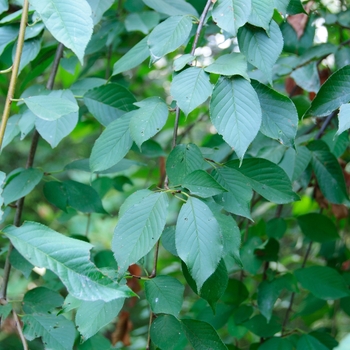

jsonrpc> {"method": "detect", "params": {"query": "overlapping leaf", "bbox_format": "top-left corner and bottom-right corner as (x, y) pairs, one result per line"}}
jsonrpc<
(35, 89), (78, 148)
(308, 141), (348, 204)
(23, 313), (75, 350)
(0, 25), (18, 55)
(204, 53), (249, 79)
(2, 168), (43, 205)
(142, 0), (198, 16)
(175, 197), (223, 290)
(336, 103), (350, 136)
(171, 67), (212, 116)
(252, 80), (298, 147)
(305, 66), (350, 117)
(295, 266), (350, 300)
(210, 76), (262, 160)
(212, 167), (253, 219)
(182, 170), (227, 198)
(23, 94), (79, 121)
(86, 0), (114, 25)
(112, 192), (169, 275)
(238, 21), (283, 83)
(249, 0), (274, 31)
(76, 298), (124, 340)
(112, 36), (150, 76)
(2, 222), (134, 301)
(166, 144), (204, 185)
(129, 96), (169, 147)
(227, 158), (300, 203)
(90, 114), (133, 172)
(84, 83), (137, 126)
(212, 0), (251, 36)
(30, 0), (93, 63)
(148, 15), (192, 62)
(145, 275), (184, 316)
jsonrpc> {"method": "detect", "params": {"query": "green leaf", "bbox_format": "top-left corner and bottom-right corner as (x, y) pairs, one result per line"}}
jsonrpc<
(213, 166), (253, 219)
(112, 192), (169, 275)
(210, 76), (262, 160)
(0, 25), (18, 56)
(145, 275), (184, 316)
(259, 337), (293, 350)
(112, 36), (150, 76)
(35, 89), (79, 148)
(292, 146), (312, 181)
(14, 37), (41, 74)
(274, 0), (289, 15)
(78, 334), (111, 350)
(23, 287), (64, 314)
(118, 189), (153, 217)
(129, 96), (169, 147)
(161, 226), (178, 256)
(182, 319), (228, 350)
(90, 114), (133, 172)
(125, 11), (160, 34)
(70, 78), (106, 96)
(0, 303), (12, 323)
(240, 237), (263, 274)
(23, 94), (79, 121)
(173, 54), (195, 71)
(182, 259), (228, 312)
(142, 0), (198, 16)
(86, 0), (114, 25)
(0, 0), (8, 15)
(287, 0), (307, 15)
(243, 314), (281, 337)
(251, 80), (298, 147)
(171, 67), (212, 116)
(204, 53), (249, 80)
(150, 315), (187, 350)
(23, 313), (76, 350)
(182, 170), (227, 198)
(166, 144), (204, 185)
(76, 299), (124, 340)
(227, 158), (299, 203)
(1, 114), (21, 149)
(175, 197), (223, 291)
(64, 180), (107, 214)
(305, 66), (350, 117)
(212, 0), (251, 36)
(43, 181), (68, 212)
(308, 141), (348, 204)
(295, 266), (350, 300)
(3, 168), (43, 205)
(222, 278), (249, 305)
(238, 21), (283, 83)
(29, 0), (93, 63)
(297, 213), (339, 243)
(336, 103), (350, 136)
(10, 247), (34, 278)
(148, 15), (192, 62)
(3, 222), (134, 301)
(84, 83), (137, 126)
(248, 0), (274, 31)
(291, 62), (320, 93)
(297, 334), (329, 350)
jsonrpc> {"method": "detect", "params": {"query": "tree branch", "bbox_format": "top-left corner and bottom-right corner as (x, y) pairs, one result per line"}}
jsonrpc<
(0, 0), (29, 148)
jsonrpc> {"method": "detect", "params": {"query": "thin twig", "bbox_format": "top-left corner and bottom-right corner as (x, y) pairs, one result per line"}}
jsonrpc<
(190, 0), (213, 56)
(13, 309), (28, 350)
(0, 0), (29, 148)
(315, 110), (337, 140)
(171, 106), (181, 149)
(149, 241), (160, 278)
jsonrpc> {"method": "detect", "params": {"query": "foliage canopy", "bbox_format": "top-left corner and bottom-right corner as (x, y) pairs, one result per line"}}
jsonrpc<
(1, 0), (350, 349)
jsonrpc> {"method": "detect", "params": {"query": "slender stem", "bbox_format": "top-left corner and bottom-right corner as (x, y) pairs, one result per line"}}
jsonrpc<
(171, 106), (181, 149)
(282, 241), (313, 335)
(190, 0), (213, 56)
(85, 214), (91, 236)
(315, 110), (337, 140)
(0, 43), (65, 301)
(0, 0), (29, 148)
(13, 309), (28, 350)
(149, 241), (160, 278)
